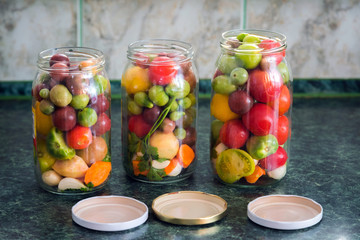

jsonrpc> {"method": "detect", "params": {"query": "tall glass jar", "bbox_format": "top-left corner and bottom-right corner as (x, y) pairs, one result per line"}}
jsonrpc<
(122, 39), (198, 183)
(32, 47), (111, 194)
(210, 30), (292, 186)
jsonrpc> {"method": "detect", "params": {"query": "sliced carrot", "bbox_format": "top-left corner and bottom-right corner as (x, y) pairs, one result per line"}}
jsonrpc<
(245, 165), (265, 184)
(84, 161), (111, 187)
(164, 158), (179, 175)
(176, 144), (195, 168)
(132, 160), (149, 176)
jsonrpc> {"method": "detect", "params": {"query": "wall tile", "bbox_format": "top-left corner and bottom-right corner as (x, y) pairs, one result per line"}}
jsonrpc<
(246, 0), (360, 78)
(83, 0), (242, 79)
(0, 0), (77, 81)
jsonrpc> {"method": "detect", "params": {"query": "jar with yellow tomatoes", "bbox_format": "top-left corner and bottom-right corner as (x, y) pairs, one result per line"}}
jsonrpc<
(210, 30), (292, 186)
(122, 39), (198, 183)
(32, 47), (111, 194)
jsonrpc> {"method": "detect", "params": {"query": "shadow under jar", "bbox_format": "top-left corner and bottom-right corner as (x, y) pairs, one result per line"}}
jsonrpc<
(122, 39), (198, 183)
(33, 47), (111, 195)
(210, 29), (292, 187)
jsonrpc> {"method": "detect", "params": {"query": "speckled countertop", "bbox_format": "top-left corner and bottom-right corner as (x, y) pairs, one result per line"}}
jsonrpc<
(1, 98), (359, 240)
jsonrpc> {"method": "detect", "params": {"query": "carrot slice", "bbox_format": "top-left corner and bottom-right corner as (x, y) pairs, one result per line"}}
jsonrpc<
(245, 165), (265, 184)
(164, 158), (179, 175)
(84, 161), (111, 187)
(132, 160), (149, 176)
(176, 144), (195, 168)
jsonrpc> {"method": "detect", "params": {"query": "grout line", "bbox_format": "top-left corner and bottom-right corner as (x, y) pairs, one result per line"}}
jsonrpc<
(76, 0), (83, 47)
(242, 0), (247, 29)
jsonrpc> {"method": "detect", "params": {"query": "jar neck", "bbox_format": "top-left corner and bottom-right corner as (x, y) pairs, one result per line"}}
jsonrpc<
(127, 39), (194, 63)
(220, 29), (287, 54)
(37, 47), (105, 71)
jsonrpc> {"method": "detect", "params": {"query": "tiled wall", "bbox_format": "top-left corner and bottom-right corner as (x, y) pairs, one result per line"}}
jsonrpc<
(0, 0), (359, 82)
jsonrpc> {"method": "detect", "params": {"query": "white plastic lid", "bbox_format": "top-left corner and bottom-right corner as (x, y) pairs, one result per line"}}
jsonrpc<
(152, 191), (227, 225)
(247, 195), (323, 230)
(72, 195), (148, 231)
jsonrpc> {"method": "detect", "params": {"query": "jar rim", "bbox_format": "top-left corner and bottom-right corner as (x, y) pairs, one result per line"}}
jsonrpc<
(37, 47), (105, 71)
(220, 29), (287, 54)
(127, 39), (194, 63)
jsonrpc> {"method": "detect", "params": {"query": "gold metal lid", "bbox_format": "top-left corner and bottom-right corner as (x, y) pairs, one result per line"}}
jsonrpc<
(152, 191), (227, 225)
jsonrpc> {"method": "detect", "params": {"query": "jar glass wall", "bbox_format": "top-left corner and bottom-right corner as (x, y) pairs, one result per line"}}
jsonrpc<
(122, 39), (198, 183)
(32, 47), (111, 194)
(210, 30), (292, 186)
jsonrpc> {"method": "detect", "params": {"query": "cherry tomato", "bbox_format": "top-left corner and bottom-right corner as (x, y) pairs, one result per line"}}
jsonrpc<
(219, 119), (249, 149)
(259, 39), (285, 65)
(248, 69), (283, 103)
(128, 115), (152, 138)
(242, 103), (276, 136)
(268, 85), (291, 116)
(66, 125), (92, 150)
(92, 113), (111, 136)
(259, 146), (288, 171)
(272, 115), (289, 145)
(148, 56), (178, 85)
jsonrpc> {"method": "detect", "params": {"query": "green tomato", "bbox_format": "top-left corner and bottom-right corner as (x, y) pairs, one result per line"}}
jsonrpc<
(78, 107), (98, 127)
(246, 134), (278, 160)
(236, 33), (248, 42)
(94, 75), (108, 94)
(277, 62), (290, 84)
(165, 79), (190, 99)
(217, 54), (240, 75)
(178, 97), (192, 110)
(128, 99), (143, 115)
(174, 128), (187, 140)
(211, 120), (224, 141)
(149, 85), (169, 106)
(212, 75), (236, 95)
(230, 67), (248, 86)
(70, 94), (90, 110)
(235, 44), (262, 70)
(243, 35), (261, 43)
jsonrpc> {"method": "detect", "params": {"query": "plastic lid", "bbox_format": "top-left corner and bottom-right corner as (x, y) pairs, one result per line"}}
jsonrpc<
(72, 195), (148, 231)
(247, 195), (323, 230)
(152, 191), (227, 225)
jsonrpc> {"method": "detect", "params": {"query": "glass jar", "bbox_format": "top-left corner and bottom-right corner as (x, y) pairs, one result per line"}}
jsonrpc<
(32, 47), (111, 194)
(122, 39), (198, 183)
(210, 29), (292, 186)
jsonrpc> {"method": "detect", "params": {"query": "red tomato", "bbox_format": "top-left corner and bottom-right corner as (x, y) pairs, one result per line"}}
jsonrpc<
(92, 113), (111, 136)
(219, 119), (249, 149)
(248, 69), (283, 103)
(269, 85), (291, 116)
(148, 56), (178, 85)
(242, 103), (276, 136)
(67, 125), (93, 150)
(259, 39), (285, 65)
(128, 115), (152, 138)
(259, 146), (288, 171)
(272, 115), (289, 145)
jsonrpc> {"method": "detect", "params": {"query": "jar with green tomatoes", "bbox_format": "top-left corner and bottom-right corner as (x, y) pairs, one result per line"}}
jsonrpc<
(210, 30), (292, 186)
(122, 39), (198, 183)
(32, 47), (111, 194)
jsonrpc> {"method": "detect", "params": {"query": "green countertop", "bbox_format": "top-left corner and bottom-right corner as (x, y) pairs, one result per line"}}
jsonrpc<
(0, 98), (359, 239)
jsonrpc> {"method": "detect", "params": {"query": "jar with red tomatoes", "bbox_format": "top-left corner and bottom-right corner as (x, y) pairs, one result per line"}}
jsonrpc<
(210, 30), (292, 186)
(122, 39), (198, 183)
(33, 47), (111, 194)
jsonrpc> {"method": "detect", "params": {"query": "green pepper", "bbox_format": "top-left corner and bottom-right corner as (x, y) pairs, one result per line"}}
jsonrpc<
(134, 92), (154, 108)
(246, 134), (278, 160)
(46, 127), (75, 160)
(128, 99), (143, 115)
(165, 79), (190, 99)
(212, 75), (236, 95)
(149, 85), (169, 106)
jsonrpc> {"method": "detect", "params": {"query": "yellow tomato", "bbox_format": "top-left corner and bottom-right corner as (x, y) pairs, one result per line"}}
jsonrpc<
(122, 66), (151, 94)
(210, 93), (239, 122)
(34, 101), (53, 136)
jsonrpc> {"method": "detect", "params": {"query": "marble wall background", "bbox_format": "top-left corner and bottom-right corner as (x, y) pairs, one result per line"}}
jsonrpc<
(0, 0), (359, 81)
